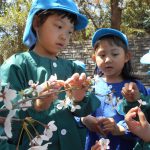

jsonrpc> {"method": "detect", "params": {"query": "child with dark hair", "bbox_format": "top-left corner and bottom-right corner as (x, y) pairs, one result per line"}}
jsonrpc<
(0, 0), (100, 149)
(81, 28), (148, 150)
(122, 51), (150, 149)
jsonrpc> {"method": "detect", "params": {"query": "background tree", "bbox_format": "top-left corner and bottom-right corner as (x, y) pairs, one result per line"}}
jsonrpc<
(122, 0), (150, 36)
(75, 0), (150, 37)
(0, 0), (150, 62)
(0, 0), (30, 60)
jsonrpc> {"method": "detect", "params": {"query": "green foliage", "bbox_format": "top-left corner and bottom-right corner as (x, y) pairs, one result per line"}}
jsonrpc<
(74, 0), (150, 40)
(122, 0), (150, 36)
(73, 0), (110, 41)
(0, 0), (31, 60)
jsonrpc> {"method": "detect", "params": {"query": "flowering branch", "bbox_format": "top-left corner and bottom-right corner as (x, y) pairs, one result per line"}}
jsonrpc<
(0, 74), (113, 149)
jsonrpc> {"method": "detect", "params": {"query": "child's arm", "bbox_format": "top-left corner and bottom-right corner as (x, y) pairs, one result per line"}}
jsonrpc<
(81, 115), (106, 136)
(97, 118), (125, 136)
(125, 107), (150, 142)
(81, 116), (125, 136)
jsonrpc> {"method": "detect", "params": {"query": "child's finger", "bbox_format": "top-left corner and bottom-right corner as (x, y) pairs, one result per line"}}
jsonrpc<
(123, 83), (130, 91)
(79, 72), (86, 81)
(125, 112), (137, 121)
(71, 73), (80, 80)
(128, 121), (141, 130)
(128, 82), (135, 91)
(129, 82), (139, 91)
(91, 141), (101, 150)
(65, 73), (79, 85)
(121, 86), (132, 97)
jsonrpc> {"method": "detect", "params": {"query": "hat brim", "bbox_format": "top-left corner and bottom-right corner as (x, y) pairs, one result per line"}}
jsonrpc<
(140, 52), (150, 64)
(92, 28), (128, 48)
(49, 6), (88, 31)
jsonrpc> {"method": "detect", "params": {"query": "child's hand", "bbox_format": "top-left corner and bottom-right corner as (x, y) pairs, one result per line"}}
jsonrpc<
(125, 107), (150, 142)
(98, 118), (125, 136)
(34, 80), (64, 111)
(81, 115), (106, 136)
(122, 82), (140, 102)
(64, 73), (90, 102)
(91, 141), (101, 150)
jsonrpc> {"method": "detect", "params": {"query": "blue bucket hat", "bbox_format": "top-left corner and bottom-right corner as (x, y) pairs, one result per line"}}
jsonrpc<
(92, 28), (128, 48)
(23, 0), (88, 48)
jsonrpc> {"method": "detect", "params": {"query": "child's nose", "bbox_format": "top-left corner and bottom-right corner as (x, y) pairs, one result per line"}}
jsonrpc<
(60, 32), (68, 41)
(105, 56), (112, 62)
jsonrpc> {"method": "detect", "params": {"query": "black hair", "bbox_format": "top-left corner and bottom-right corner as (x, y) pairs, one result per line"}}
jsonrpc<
(93, 35), (138, 80)
(37, 9), (77, 25)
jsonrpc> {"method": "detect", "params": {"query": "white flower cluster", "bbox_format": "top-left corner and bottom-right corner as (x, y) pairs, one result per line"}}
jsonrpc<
(57, 96), (81, 112)
(99, 138), (110, 150)
(0, 82), (17, 110)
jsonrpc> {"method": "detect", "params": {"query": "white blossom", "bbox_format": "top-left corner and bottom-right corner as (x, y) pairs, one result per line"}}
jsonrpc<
(48, 74), (57, 83)
(57, 97), (71, 110)
(138, 99), (147, 106)
(4, 110), (16, 138)
(99, 138), (110, 150)
(28, 80), (34, 86)
(71, 105), (81, 112)
(44, 121), (57, 139)
(30, 135), (49, 146)
(2, 86), (17, 110)
(36, 85), (43, 94)
(28, 80), (42, 95)
(28, 142), (51, 150)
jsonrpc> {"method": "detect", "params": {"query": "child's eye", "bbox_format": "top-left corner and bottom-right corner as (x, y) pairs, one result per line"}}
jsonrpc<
(58, 25), (62, 29)
(113, 53), (118, 56)
(55, 24), (62, 29)
(99, 54), (105, 58)
(68, 31), (73, 35)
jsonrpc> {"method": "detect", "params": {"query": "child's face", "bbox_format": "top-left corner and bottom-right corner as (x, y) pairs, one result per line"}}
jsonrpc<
(34, 14), (74, 57)
(94, 40), (130, 82)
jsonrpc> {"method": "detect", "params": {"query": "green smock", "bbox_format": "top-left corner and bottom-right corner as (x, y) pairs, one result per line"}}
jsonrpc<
(0, 51), (100, 150)
(123, 95), (150, 150)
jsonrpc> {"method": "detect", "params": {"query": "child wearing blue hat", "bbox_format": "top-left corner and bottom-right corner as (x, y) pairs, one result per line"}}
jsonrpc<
(81, 28), (148, 150)
(0, 0), (100, 149)
(122, 51), (150, 149)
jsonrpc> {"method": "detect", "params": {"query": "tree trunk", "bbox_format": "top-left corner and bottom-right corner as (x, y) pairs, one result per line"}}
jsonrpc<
(111, 0), (122, 30)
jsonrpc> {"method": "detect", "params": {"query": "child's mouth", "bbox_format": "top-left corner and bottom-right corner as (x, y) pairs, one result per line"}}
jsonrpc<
(56, 43), (64, 48)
